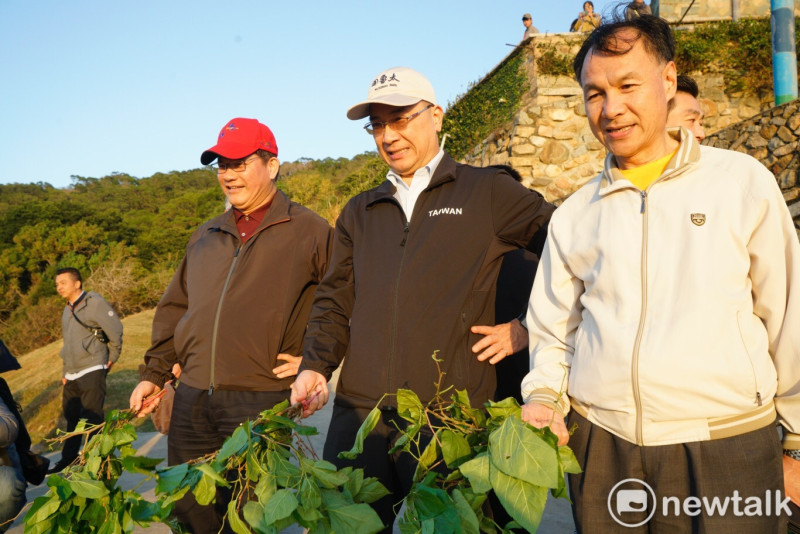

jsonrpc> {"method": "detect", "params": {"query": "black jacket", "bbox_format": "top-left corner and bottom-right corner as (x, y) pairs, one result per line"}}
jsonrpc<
(141, 191), (333, 392)
(301, 154), (554, 408)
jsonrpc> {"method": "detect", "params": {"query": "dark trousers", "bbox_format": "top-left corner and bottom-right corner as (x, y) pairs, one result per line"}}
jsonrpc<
(323, 404), (432, 533)
(567, 410), (787, 533)
(168, 384), (290, 534)
(61, 369), (107, 463)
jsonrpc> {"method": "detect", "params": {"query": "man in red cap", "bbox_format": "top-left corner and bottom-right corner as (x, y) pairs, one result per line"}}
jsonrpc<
(129, 118), (333, 533)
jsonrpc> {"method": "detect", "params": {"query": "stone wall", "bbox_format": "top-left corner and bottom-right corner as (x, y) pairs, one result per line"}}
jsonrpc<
(704, 100), (800, 237)
(457, 32), (778, 204)
(657, 0), (800, 23)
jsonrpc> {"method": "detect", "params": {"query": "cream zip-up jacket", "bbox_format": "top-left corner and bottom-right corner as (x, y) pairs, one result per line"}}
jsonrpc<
(521, 128), (800, 447)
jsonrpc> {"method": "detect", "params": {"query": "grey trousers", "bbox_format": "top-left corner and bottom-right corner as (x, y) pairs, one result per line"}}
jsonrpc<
(567, 410), (788, 533)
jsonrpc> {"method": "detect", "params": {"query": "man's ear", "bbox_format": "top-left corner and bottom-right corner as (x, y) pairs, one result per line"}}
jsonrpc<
(267, 157), (280, 181)
(432, 105), (444, 133)
(663, 60), (677, 101)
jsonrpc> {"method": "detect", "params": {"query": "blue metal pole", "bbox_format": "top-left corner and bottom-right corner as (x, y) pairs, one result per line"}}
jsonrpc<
(771, 0), (798, 105)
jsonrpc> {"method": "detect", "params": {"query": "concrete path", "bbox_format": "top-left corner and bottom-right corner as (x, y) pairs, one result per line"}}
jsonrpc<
(7, 380), (575, 533)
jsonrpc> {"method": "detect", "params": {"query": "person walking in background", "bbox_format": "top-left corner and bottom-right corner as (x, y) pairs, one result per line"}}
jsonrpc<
(291, 66), (553, 529)
(129, 118), (332, 533)
(667, 74), (706, 142)
(572, 1), (602, 32)
(522, 12), (539, 40)
(49, 267), (122, 474)
(521, 14), (800, 532)
(625, 0), (652, 19)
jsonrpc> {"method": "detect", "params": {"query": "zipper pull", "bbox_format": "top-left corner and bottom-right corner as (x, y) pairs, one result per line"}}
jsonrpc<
(208, 384), (214, 396)
(640, 191), (647, 214)
(756, 392), (762, 406)
(234, 246), (240, 257)
(400, 223), (409, 246)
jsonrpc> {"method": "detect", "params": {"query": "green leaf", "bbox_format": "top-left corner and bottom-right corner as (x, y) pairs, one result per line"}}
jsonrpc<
(294, 423), (318, 436)
(196, 462), (229, 486)
(255, 472), (277, 504)
(246, 447), (263, 482)
(300, 476), (322, 509)
(296, 503), (324, 524)
(97, 433), (116, 456)
(86, 454), (102, 478)
(459, 453), (491, 493)
(489, 467), (548, 534)
(338, 406), (381, 460)
(243, 501), (269, 533)
(262, 488), (298, 524)
(320, 488), (349, 510)
(111, 426), (137, 447)
(69, 478), (110, 499)
(121, 455), (163, 475)
(388, 423), (421, 454)
(193, 470), (219, 506)
(329, 503), (385, 534)
(413, 438), (438, 481)
(354, 476), (390, 504)
(397, 389), (424, 424)
(558, 445), (582, 475)
(307, 459), (349, 489)
(156, 462), (189, 493)
(452, 488), (480, 534)
(485, 397), (521, 420)
(439, 429), (471, 468)
(343, 466), (363, 498)
(268, 449), (301, 487)
(24, 494), (61, 525)
(218, 424), (250, 462)
(454, 389), (472, 410)
(227, 499), (253, 534)
(489, 416), (558, 488)
(409, 485), (460, 531)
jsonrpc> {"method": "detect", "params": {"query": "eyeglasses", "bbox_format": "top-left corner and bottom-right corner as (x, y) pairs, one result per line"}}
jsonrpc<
(363, 104), (434, 135)
(210, 154), (259, 173)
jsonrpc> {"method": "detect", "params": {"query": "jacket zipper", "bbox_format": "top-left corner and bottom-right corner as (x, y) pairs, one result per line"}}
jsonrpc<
(632, 190), (648, 445)
(388, 220), (410, 396)
(209, 245), (240, 395)
(207, 216), (290, 395)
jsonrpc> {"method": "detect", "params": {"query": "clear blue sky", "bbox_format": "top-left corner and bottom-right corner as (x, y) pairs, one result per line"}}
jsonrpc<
(0, 0), (621, 189)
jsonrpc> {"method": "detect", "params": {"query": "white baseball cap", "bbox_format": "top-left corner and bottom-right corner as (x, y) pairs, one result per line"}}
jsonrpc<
(347, 67), (437, 120)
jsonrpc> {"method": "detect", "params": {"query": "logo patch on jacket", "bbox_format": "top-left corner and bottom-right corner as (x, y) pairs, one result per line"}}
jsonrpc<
(428, 207), (463, 217)
(690, 213), (706, 226)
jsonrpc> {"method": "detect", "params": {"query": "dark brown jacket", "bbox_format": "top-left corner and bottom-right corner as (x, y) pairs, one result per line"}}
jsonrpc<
(140, 191), (333, 392)
(300, 154), (554, 408)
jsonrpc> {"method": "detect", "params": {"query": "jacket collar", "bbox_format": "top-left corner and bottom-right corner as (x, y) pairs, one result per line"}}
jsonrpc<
(365, 153), (457, 208)
(212, 189), (292, 236)
(598, 126), (701, 196)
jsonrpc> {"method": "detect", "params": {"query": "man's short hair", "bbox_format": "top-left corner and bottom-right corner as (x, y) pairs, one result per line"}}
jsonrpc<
(56, 267), (82, 285)
(667, 74), (700, 112)
(572, 14), (675, 82)
(254, 149), (280, 180)
(676, 74), (699, 98)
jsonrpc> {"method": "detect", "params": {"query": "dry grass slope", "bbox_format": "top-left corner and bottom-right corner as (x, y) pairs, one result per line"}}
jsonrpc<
(4, 309), (157, 451)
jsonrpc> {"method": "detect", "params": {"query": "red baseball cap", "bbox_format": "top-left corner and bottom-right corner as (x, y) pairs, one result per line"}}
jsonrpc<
(200, 118), (278, 165)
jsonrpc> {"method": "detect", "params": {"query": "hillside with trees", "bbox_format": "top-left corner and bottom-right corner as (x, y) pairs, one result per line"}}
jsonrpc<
(0, 152), (387, 357)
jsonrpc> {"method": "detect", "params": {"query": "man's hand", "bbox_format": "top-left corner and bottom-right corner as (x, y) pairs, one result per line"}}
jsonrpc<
(521, 402), (570, 446)
(61, 377), (67, 386)
(129, 380), (162, 417)
(290, 370), (329, 418)
(273, 353), (302, 379)
(470, 319), (529, 364)
(783, 455), (800, 505)
(106, 361), (114, 371)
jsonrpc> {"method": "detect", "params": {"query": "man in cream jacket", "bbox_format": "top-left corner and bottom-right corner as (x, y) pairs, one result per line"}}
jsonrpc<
(521, 14), (800, 533)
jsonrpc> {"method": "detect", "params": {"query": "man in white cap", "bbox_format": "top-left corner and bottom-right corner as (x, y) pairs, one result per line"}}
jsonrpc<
(291, 67), (554, 529)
